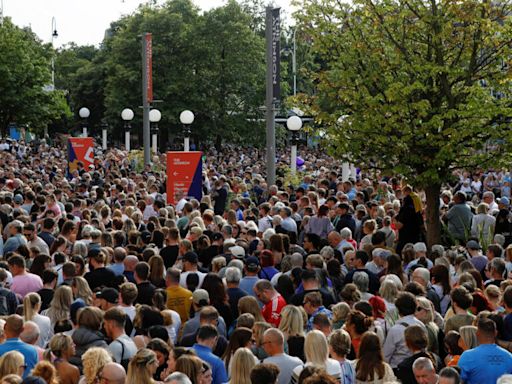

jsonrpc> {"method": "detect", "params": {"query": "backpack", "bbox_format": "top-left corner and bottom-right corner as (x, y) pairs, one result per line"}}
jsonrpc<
(115, 339), (131, 371)
(0, 288), (11, 316)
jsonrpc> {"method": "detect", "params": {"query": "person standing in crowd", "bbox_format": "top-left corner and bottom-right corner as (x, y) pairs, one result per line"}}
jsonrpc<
(262, 328), (303, 384)
(458, 318), (512, 384)
(253, 280), (286, 327)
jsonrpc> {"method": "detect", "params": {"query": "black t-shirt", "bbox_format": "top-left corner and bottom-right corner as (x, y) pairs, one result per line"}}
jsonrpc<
(160, 245), (179, 269)
(37, 288), (54, 311)
(84, 267), (118, 291)
(290, 288), (335, 308)
(136, 281), (156, 306)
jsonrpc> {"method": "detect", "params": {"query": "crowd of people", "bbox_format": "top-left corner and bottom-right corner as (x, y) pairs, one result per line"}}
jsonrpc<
(0, 139), (511, 384)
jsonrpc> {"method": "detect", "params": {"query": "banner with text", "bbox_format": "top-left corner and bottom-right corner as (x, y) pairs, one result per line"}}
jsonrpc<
(68, 137), (94, 179)
(166, 151), (203, 205)
(272, 8), (281, 101)
(145, 33), (153, 103)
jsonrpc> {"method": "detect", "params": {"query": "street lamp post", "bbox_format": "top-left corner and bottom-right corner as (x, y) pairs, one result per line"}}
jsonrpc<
(179, 110), (194, 151)
(338, 115), (351, 181)
(101, 120), (108, 150)
(287, 116), (302, 175)
(79, 107), (90, 137)
(51, 17), (58, 90)
(149, 109), (161, 155)
(121, 108), (134, 152)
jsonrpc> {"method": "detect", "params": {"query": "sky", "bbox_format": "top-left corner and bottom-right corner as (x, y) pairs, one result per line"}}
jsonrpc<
(2, 0), (294, 48)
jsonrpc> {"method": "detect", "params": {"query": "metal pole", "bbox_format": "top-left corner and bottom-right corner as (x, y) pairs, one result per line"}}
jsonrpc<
(292, 28), (297, 96)
(342, 162), (350, 182)
(291, 144), (297, 175)
(184, 136), (190, 152)
(142, 33), (151, 166)
(125, 130), (131, 152)
(265, 7), (276, 187)
(152, 132), (157, 154)
(82, 126), (87, 137)
(102, 128), (107, 150)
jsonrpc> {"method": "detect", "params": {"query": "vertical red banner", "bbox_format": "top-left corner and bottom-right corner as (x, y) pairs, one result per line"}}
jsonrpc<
(67, 137), (94, 178)
(146, 33), (153, 103)
(166, 152), (203, 205)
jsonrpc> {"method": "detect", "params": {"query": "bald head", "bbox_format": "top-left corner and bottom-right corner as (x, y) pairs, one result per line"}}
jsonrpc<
(101, 362), (126, 383)
(20, 321), (40, 345)
(5, 315), (24, 338)
(124, 255), (139, 271)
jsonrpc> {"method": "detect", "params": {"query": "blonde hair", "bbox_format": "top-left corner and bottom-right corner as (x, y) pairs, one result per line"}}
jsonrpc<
(238, 296), (264, 322)
(304, 330), (329, 368)
(329, 329), (352, 357)
(0, 351), (24, 378)
(72, 276), (93, 305)
(379, 279), (399, 303)
(229, 348), (256, 384)
(279, 305), (304, 338)
(45, 285), (73, 324)
(0, 374), (22, 384)
(82, 347), (113, 384)
(331, 302), (351, 323)
(47, 333), (73, 359)
(252, 322), (272, 346)
(127, 348), (157, 384)
(460, 325), (478, 350)
(23, 292), (41, 322)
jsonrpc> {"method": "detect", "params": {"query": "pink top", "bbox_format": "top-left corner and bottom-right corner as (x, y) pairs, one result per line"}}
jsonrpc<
(12, 273), (43, 298)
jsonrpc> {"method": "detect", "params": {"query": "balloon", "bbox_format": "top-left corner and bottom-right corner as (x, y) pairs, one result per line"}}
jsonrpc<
(296, 157), (305, 167)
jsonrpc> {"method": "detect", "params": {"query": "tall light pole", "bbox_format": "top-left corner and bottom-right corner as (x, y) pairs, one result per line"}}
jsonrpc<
(149, 109), (161, 154)
(287, 116), (302, 175)
(79, 107), (90, 137)
(180, 110), (194, 151)
(101, 120), (108, 150)
(51, 17), (58, 90)
(121, 108), (134, 152)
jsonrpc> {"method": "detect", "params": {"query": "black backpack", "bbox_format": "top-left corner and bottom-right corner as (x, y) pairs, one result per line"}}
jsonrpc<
(115, 339), (131, 371)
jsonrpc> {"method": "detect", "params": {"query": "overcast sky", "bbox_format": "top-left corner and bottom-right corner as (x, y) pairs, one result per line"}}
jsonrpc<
(3, 0), (294, 48)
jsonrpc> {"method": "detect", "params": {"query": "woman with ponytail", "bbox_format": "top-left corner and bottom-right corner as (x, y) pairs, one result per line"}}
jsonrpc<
(23, 293), (51, 348)
(45, 334), (79, 384)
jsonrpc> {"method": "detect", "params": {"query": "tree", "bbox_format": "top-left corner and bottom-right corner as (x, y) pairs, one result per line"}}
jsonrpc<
(0, 18), (71, 135)
(295, 0), (512, 246)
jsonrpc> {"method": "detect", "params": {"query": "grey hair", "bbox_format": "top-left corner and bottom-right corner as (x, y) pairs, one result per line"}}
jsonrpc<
(227, 259), (244, 273)
(412, 357), (435, 372)
(320, 246), (335, 261)
(340, 227), (352, 239)
(225, 267), (242, 284)
(164, 372), (193, 384)
(353, 271), (369, 293)
(290, 253), (304, 267)
(413, 267), (430, 285)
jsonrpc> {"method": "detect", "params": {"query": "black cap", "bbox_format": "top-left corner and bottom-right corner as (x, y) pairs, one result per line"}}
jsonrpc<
(96, 287), (119, 304)
(211, 232), (223, 242)
(183, 252), (198, 264)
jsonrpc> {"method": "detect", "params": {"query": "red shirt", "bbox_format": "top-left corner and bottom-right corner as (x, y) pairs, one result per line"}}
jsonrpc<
(262, 294), (286, 327)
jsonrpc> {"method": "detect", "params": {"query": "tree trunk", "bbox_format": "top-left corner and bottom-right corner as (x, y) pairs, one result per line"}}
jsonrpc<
(424, 183), (442, 250)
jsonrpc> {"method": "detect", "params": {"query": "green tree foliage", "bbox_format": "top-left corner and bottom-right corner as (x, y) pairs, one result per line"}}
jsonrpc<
(0, 18), (71, 135)
(295, 0), (512, 245)
(99, 0), (265, 147)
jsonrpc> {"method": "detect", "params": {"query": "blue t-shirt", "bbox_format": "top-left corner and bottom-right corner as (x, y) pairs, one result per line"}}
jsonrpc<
(459, 344), (512, 384)
(0, 338), (38, 378)
(192, 343), (228, 384)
